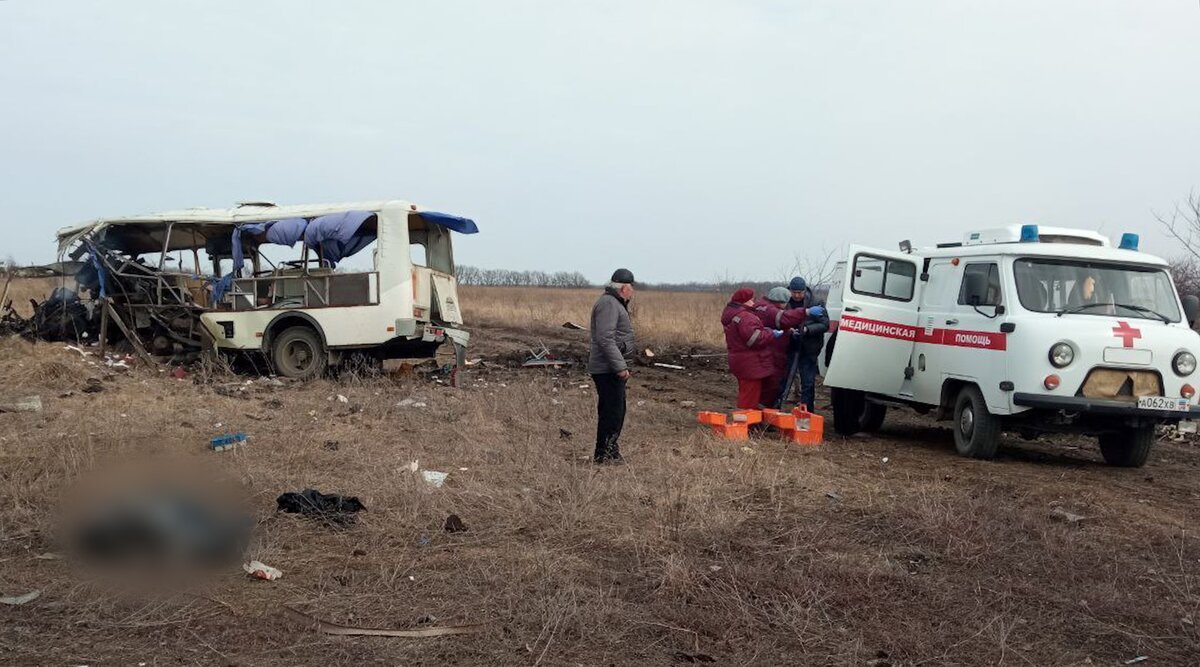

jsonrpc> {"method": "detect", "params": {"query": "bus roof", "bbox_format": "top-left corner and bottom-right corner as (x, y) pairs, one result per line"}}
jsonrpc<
(56, 199), (431, 255)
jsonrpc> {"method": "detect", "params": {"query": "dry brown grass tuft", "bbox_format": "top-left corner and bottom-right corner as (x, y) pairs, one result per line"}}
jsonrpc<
(0, 337), (96, 389)
(2, 277), (62, 316)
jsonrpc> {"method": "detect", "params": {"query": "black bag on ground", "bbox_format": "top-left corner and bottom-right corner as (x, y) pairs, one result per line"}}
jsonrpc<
(276, 489), (366, 524)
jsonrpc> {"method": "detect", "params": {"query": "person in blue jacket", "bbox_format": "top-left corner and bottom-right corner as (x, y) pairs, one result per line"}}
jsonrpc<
(785, 276), (830, 412)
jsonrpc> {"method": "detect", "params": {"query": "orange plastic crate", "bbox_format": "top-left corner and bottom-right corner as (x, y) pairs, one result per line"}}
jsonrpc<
(787, 412), (824, 446)
(718, 423), (749, 441)
(764, 411), (796, 430)
(731, 409), (762, 425)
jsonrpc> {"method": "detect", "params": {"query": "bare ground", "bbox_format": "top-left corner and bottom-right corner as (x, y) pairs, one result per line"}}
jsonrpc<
(0, 318), (1198, 666)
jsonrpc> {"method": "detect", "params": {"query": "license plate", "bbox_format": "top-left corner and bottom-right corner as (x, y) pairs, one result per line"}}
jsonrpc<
(1137, 396), (1191, 412)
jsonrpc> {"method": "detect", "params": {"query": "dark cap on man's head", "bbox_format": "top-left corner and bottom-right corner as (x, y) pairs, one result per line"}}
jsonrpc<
(611, 268), (635, 285)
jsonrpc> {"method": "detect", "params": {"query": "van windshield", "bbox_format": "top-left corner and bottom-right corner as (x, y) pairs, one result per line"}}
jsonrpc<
(1013, 258), (1181, 322)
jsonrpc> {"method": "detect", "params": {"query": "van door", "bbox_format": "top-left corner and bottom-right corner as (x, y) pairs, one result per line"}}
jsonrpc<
(824, 247), (923, 397)
(817, 261), (846, 375)
(910, 257), (961, 405)
(941, 259), (1009, 412)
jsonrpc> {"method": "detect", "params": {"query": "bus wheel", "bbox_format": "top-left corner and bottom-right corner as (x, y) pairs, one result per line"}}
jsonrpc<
(831, 388), (865, 436)
(953, 386), (1000, 459)
(271, 326), (327, 380)
(1098, 426), (1154, 467)
(860, 402), (887, 433)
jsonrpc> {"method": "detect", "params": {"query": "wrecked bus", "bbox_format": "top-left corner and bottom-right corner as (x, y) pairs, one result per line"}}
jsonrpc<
(55, 200), (478, 379)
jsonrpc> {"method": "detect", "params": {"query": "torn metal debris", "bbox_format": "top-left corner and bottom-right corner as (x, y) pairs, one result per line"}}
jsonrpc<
(523, 341), (571, 368)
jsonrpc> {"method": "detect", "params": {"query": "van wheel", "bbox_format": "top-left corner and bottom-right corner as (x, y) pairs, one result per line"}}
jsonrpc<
(1098, 426), (1154, 467)
(953, 386), (1000, 459)
(861, 402), (887, 433)
(831, 388), (865, 435)
(271, 326), (326, 380)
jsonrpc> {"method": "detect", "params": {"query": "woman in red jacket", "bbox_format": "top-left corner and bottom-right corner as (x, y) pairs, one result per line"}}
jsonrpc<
(721, 288), (783, 409)
(752, 287), (810, 408)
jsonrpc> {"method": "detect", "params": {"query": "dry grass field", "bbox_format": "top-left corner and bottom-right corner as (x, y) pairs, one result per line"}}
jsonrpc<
(461, 286), (729, 350)
(0, 279), (1198, 665)
(2, 276), (61, 317)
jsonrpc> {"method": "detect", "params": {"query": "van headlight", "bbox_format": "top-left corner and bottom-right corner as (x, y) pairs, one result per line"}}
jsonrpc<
(1173, 351), (1197, 377)
(1049, 343), (1074, 368)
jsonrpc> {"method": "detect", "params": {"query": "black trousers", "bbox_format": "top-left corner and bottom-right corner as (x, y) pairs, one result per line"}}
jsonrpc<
(592, 373), (627, 461)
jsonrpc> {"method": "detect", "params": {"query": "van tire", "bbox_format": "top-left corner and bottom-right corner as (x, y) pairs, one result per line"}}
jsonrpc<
(860, 402), (887, 433)
(1098, 426), (1154, 468)
(831, 388), (865, 435)
(270, 326), (327, 380)
(953, 386), (1000, 459)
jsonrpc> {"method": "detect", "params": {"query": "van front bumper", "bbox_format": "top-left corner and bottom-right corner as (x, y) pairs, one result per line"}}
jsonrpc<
(1012, 392), (1200, 420)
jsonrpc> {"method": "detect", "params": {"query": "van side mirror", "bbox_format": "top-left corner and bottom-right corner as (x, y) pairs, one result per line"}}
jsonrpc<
(1183, 294), (1199, 328)
(964, 272), (989, 306)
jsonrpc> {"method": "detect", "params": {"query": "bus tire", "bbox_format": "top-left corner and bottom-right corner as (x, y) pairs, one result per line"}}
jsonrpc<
(860, 402), (887, 433)
(1098, 426), (1154, 468)
(953, 385), (1000, 459)
(270, 326), (327, 380)
(831, 388), (864, 436)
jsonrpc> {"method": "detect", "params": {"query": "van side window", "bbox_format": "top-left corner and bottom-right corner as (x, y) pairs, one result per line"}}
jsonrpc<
(921, 262), (957, 308)
(851, 254), (917, 301)
(957, 263), (1002, 306)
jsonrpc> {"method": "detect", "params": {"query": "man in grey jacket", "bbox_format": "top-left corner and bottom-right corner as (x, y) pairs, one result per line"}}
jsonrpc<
(588, 268), (636, 463)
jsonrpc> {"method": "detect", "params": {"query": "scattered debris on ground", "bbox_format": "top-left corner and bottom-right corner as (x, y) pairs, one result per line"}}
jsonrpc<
(0, 590), (42, 606)
(276, 489), (366, 525)
(443, 514), (467, 533)
(0, 395), (43, 413)
(244, 560), (283, 581)
(210, 432), (248, 452)
(1050, 507), (1090, 524)
(421, 470), (449, 488)
(523, 341), (570, 368)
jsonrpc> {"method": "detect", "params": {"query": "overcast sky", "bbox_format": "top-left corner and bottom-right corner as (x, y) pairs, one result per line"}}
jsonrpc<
(2, 1), (1198, 283)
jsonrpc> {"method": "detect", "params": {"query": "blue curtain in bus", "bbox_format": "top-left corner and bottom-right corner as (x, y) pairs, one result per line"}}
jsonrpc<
(230, 217), (308, 276)
(419, 211), (479, 234)
(303, 210), (377, 267)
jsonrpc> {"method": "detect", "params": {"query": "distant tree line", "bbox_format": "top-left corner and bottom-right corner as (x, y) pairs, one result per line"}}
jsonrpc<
(453, 267), (790, 295)
(455, 265), (592, 288)
(455, 249), (846, 293)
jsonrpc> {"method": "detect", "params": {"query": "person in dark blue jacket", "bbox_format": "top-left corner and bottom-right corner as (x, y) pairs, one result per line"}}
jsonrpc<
(785, 276), (829, 412)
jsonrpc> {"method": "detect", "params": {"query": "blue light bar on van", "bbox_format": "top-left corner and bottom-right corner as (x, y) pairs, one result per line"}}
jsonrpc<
(1119, 233), (1139, 251)
(1019, 224), (1039, 242)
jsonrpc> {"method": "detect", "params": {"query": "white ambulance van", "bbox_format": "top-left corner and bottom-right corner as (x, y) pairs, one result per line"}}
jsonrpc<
(820, 225), (1200, 467)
